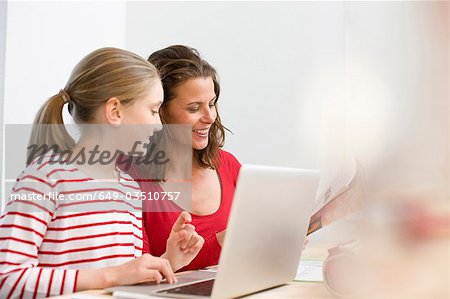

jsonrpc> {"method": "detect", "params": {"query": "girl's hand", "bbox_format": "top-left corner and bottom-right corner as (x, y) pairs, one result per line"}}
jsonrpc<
(77, 253), (176, 290)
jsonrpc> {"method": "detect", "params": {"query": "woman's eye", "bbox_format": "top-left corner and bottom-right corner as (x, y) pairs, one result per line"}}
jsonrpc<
(151, 110), (159, 116)
(188, 107), (199, 113)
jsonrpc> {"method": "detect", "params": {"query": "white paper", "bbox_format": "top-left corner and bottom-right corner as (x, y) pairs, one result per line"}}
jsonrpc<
(295, 259), (323, 282)
(313, 155), (357, 214)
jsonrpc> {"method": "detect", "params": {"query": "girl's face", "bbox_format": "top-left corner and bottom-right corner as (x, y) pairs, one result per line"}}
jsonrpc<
(115, 79), (164, 152)
(121, 79), (163, 129)
(163, 77), (217, 150)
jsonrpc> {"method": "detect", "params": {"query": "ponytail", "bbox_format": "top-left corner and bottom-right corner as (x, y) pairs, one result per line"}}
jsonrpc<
(27, 90), (75, 165)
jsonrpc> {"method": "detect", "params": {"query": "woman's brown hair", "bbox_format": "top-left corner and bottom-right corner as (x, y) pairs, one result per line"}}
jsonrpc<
(28, 47), (160, 164)
(148, 45), (227, 169)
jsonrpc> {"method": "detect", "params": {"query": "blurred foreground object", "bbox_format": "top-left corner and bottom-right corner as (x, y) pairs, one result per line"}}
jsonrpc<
(322, 240), (362, 297)
(316, 1), (449, 297)
(320, 198), (449, 298)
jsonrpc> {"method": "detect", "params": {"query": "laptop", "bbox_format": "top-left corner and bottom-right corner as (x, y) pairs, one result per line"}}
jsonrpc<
(108, 164), (319, 299)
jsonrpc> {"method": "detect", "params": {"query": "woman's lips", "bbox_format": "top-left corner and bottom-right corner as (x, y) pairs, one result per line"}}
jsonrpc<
(193, 128), (209, 138)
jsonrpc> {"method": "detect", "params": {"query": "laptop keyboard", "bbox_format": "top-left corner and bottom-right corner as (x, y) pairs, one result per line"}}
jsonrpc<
(157, 279), (215, 297)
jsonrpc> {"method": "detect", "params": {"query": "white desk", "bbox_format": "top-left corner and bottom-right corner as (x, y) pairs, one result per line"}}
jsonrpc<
(50, 246), (334, 299)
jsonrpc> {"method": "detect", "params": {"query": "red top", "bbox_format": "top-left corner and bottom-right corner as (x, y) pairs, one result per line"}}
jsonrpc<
(128, 150), (241, 270)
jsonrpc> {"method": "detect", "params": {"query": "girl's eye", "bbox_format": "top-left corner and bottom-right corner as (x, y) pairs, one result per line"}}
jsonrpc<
(188, 107), (199, 113)
(151, 110), (159, 116)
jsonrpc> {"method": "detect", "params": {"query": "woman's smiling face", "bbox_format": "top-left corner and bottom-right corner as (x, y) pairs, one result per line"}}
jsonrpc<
(162, 77), (217, 150)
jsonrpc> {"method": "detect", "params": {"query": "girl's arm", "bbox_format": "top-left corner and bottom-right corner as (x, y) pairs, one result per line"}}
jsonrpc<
(0, 168), (176, 298)
(0, 168), (78, 297)
(76, 254), (176, 290)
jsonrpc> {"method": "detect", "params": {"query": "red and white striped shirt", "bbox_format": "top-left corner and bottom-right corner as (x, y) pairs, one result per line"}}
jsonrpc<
(0, 155), (144, 298)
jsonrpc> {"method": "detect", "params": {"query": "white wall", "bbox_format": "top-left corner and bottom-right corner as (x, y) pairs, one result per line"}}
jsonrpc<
(2, 1), (348, 191)
(2, 1), (127, 211)
(4, 1), (127, 125)
(126, 2), (346, 170)
(0, 1), (7, 212)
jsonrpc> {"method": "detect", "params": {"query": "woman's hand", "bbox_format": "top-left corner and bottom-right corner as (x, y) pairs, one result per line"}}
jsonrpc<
(76, 253), (176, 290)
(162, 211), (205, 271)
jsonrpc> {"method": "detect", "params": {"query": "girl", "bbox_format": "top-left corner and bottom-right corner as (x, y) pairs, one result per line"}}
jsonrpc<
(0, 47), (203, 298)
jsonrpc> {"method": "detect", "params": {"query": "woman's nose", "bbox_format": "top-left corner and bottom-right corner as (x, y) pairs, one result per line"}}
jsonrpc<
(201, 107), (216, 124)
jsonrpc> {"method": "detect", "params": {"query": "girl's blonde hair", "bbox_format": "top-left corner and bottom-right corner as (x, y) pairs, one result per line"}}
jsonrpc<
(28, 47), (159, 163)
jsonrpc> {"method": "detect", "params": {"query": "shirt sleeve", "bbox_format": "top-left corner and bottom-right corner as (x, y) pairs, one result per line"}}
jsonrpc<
(218, 150), (241, 186)
(227, 152), (241, 187)
(0, 167), (78, 298)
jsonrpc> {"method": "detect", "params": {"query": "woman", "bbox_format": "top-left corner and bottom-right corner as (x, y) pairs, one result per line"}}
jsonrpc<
(0, 47), (203, 298)
(133, 45), (241, 271)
